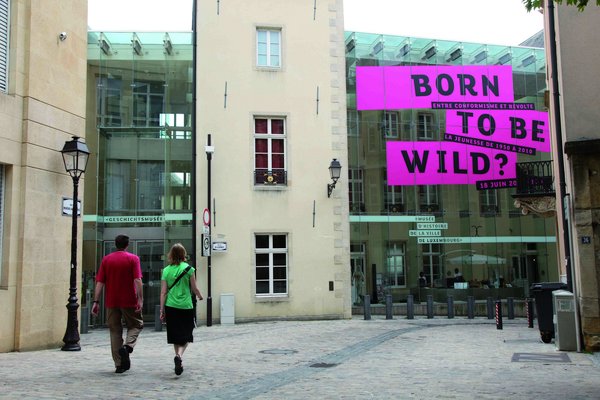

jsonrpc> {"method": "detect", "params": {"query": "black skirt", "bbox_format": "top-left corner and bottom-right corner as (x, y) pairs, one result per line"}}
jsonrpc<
(164, 305), (195, 345)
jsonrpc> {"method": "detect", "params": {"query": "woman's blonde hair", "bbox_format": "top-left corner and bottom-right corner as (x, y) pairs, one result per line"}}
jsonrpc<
(167, 243), (187, 265)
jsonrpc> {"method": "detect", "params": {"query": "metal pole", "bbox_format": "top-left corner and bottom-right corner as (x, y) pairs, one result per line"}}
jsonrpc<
(154, 305), (162, 331)
(385, 294), (393, 320)
(363, 295), (371, 320)
(427, 295), (434, 319)
(467, 296), (475, 319)
(507, 297), (515, 320)
(206, 134), (213, 327)
(527, 298), (535, 328)
(495, 299), (503, 330)
(406, 294), (414, 320)
(62, 176), (81, 351)
(447, 296), (454, 319)
(487, 297), (494, 319)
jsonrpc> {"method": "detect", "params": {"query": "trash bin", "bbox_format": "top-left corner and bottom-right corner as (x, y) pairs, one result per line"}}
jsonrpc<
(530, 282), (568, 343)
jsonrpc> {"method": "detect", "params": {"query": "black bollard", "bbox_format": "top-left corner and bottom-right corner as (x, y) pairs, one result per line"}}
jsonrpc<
(80, 306), (89, 334)
(487, 297), (494, 319)
(385, 294), (393, 320)
(467, 296), (475, 319)
(406, 294), (414, 320)
(364, 295), (371, 320)
(447, 296), (454, 319)
(495, 299), (503, 330)
(507, 297), (515, 320)
(155, 305), (162, 331)
(526, 298), (534, 328)
(427, 295), (434, 319)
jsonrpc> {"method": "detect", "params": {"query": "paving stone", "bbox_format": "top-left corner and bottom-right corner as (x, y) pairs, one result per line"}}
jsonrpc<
(0, 317), (598, 399)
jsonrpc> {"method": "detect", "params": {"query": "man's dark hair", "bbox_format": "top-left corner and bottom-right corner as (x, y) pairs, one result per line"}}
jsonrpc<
(115, 234), (130, 250)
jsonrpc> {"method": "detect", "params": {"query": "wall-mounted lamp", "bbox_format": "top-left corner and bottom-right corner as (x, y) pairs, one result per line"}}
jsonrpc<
(327, 158), (342, 198)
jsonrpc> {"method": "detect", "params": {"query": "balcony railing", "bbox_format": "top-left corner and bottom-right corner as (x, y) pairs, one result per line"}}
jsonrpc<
(254, 169), (287, 185)
(514, 161), (555, 197)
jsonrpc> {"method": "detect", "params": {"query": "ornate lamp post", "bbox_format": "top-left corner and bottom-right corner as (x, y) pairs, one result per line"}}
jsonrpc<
(327, 158), (342, 197)
(60, 136), (90, 351)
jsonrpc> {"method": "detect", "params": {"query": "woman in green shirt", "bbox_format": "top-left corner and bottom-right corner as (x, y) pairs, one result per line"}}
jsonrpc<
(160, 243), (203, 375)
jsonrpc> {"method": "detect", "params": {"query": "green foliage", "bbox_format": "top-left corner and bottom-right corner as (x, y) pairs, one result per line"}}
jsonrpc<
(523, 0), (600, 11)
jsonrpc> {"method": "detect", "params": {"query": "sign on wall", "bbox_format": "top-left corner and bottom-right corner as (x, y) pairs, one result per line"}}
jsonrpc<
(355, 65), (551, 189)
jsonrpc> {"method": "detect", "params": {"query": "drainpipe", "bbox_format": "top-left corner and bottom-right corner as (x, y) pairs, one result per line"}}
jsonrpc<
(547, 0), (572, 290)
(191, 0), (198, 314)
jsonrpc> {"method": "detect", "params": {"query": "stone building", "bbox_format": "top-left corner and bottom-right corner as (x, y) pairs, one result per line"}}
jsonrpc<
(0, 0), (88, 351)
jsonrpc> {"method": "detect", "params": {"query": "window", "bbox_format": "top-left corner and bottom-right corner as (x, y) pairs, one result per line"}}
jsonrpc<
(0, 0), (9, 93)
(255, 234), (288, 296)
(348, 168), (364, 213)
(384, 169), (403, 212)
(254, 117), (287, 185)
(133, 81), (165, 127)
(0, 165), (4, 274)
(137, 162), (165, 211)
(159, 113), (191, 139)
(422, 244), (441, 287)
(386, 242), (405, 286)
(257, 28), (281, 68)
(480, 189), (500, 215)
(417, 113), (434, 140)
(347, 110), (359, 137)
(350, 243), (366, 305)
(96, 76), (122, 127)
(382, 111), (399, 138)
(106, 160), (131, 211)
(419, 185), (439, 211)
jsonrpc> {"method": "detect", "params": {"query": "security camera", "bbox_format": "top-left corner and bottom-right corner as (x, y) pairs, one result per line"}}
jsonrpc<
(59, 32), (67, 41)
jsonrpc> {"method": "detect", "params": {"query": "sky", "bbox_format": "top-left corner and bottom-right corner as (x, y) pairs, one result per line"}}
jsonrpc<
(87, 0), (543, 46)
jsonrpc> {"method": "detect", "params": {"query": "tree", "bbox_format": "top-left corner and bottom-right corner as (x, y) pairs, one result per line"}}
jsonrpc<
(523, 0), (600, 11)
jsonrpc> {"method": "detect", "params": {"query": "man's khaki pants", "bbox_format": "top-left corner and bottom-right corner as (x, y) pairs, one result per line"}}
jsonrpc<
(106, 307), (144, 367)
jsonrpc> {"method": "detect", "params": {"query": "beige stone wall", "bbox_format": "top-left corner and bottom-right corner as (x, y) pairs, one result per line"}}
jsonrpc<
(0, 0), (88, 352)
(546, 3), (600, 351)
(196, 0), (350, 322)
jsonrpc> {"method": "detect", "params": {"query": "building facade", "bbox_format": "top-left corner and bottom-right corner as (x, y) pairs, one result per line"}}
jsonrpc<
(543, 0), (600, 351)
(0, 0), (88, 351)
(2, 0), (570, 352)
(84, 0), (351, 325)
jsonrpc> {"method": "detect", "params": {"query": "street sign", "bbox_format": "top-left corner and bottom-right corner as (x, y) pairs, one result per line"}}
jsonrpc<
(201, 234), (211, 257)
(202, 208), (210, 226)
(212, 241), (227, 252)
(62, 197), (81, 217)
(202, 225), (210, 235)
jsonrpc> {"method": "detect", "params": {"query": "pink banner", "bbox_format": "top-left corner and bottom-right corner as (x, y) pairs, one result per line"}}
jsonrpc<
(445, 109), (550, 153)
(356, 65), (514, 110)
(386, 141), (517, 185)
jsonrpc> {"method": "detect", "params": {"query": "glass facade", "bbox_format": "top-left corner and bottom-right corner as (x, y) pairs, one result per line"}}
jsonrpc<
(84, 32), (194, 322)
(345, 32), (556, 304)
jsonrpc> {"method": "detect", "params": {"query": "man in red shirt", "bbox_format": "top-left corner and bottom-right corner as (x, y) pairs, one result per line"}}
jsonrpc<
(91, 234), (144, 373)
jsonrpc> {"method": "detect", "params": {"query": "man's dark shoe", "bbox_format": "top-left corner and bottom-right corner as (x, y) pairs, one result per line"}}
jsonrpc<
(119, 346), (131, 371)
(115, 367), (126, 374)
(174, 355), (183, 375)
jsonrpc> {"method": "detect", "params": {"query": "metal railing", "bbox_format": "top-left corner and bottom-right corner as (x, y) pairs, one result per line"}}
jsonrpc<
(515, 161), (555, 196)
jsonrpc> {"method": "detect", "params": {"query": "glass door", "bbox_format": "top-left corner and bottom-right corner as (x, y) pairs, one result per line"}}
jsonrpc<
(101, 240), (165, 323)
(137, 240), (164, 321)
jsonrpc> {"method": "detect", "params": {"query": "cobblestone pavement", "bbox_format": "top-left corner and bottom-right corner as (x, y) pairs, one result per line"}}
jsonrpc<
(1, 317), (599, 399)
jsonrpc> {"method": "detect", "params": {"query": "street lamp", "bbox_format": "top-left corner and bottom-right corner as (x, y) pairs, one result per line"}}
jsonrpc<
(205, 134), (214, 327)
(60, 136), (90, 351)
(327, 158), (342, 197)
